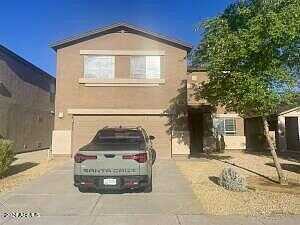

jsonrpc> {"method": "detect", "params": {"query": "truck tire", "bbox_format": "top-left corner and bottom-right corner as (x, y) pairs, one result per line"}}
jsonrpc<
(78, 186), (90, 193)
(144, 175), (152, 193)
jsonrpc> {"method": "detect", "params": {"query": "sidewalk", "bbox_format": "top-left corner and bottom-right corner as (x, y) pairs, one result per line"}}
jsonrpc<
(1, 214), (299, 225)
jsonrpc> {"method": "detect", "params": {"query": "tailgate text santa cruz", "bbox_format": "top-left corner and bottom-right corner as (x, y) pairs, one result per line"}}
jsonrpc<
(83, 168), (137, 174)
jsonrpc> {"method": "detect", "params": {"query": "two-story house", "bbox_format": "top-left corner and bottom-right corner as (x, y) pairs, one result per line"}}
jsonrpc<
(0, 44), (55, 153)
(50, 23), (246, 159)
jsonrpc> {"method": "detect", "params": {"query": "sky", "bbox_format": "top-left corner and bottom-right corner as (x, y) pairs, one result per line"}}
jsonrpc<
(0, 0), (234, 76)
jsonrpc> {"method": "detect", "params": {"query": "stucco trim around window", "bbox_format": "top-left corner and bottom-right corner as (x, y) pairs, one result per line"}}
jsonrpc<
(67, 108), (167, 115)
(80, 50), (165, 56)
(214, 113), (241, 118)
(78, 78), (165, 87)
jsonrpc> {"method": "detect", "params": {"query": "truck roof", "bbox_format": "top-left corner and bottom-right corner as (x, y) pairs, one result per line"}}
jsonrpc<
(102, 126), (142, 130)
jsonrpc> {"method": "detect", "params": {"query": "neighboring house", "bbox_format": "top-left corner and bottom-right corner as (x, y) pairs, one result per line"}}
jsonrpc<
(243, 104), (300, 153)
(0, 45), (55, 153)
(50, 23), (246, 159)
(277, 106), (300, 152)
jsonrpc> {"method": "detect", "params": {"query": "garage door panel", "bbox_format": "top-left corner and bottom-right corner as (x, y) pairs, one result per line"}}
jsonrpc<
(72, 115), (171, 159)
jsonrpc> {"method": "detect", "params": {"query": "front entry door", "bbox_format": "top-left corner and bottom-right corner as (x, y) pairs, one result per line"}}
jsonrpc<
(189, 111), (203, 155)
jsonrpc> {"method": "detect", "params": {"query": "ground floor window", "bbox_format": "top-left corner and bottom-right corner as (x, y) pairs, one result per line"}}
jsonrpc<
(213, 117), (236, 136)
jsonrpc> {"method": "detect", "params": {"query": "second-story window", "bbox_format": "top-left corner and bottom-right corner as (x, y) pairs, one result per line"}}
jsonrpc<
(130, 56), (161, 79)
(84, 56), (115, 79)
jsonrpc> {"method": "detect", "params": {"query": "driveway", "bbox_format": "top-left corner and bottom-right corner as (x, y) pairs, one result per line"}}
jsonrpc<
(0, 159), (298, 225)
(0, 159), (203, 225)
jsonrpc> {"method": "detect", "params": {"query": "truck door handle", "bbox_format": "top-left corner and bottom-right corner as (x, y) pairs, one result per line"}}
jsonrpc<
(104, 154), (115, 158)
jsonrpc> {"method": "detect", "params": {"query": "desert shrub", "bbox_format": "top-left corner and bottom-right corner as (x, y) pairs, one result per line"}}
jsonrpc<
(219, 167), (247, 192)
(0, 139), (15, 177)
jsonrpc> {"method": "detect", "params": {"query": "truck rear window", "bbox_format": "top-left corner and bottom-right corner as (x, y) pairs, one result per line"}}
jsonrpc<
(93, 129), (145, 145)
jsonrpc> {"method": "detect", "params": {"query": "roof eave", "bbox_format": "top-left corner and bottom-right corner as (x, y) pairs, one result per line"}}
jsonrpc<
(278, 106), (300, 116)
(0, 44), (55, 80)
(49, 23), (193, 52)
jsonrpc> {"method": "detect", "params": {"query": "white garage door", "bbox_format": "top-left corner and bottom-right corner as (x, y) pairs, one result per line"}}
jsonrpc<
(72, 115), (171, 159)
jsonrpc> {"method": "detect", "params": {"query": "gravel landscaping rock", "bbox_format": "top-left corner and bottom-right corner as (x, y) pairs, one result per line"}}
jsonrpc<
(176, 151), (300, 216)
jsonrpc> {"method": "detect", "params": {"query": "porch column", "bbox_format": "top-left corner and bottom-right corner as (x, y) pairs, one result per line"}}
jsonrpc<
(277, 116), (287, 151)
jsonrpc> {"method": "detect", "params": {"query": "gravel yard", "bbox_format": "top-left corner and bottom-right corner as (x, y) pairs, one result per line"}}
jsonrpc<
(176, 151), (300, 216)
(0, 150), (67, 194)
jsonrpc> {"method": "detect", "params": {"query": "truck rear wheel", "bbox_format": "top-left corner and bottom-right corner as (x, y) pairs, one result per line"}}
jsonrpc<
(78, 186), (91, 193)
(144, 176), (152, 193)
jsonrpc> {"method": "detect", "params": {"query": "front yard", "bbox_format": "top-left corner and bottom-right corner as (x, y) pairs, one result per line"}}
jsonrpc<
(176, 151), (300, 216)
(0, 150), (67, 194)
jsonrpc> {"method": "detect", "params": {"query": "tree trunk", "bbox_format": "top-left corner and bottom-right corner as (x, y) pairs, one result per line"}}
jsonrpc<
(262, 117), (288, 185)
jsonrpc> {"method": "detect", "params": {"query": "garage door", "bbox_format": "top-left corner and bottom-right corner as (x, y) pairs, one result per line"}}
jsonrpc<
(72, 115), (171, 159)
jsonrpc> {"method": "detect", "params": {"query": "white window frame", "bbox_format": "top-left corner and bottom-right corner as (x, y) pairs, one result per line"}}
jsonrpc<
(84, 55), (115, 79)
(214, 117), (236, 136)
(130, 56), (161, 79)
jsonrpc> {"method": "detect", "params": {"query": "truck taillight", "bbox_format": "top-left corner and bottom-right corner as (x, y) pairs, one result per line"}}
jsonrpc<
(123, 153), (147, 163)
(74, 153), (97, 163)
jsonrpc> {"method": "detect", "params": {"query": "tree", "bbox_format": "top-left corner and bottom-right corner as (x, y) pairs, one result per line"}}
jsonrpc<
(192, 0), (300, 185)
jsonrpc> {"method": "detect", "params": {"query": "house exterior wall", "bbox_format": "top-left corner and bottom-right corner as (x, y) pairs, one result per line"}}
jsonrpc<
(52, 31), (188, 157)
(0, 47), (55, 153)
(187, 71), (246, 150)
(54, 32), (187, 130)
(187, 70), (209, 106)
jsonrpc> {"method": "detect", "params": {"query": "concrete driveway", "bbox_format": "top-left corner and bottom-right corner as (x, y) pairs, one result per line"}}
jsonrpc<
(0, 159), (203, 225)
(0, 159), (299, 225)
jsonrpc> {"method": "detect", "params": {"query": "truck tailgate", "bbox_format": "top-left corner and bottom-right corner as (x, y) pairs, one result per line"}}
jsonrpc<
(77, 150), (143, 176)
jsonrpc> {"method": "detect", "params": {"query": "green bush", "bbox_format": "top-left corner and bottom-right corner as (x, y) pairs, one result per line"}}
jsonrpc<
(0, 139), (15, 177)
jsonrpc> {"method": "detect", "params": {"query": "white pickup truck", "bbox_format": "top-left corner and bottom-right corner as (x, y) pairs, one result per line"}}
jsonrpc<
(73, 126), (156, 193)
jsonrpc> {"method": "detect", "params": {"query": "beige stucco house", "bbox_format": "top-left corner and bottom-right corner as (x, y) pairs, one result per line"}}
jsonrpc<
(277, 107), (300, 152)
(0, 44), (55, 153)
(50, 23), (246, 159)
